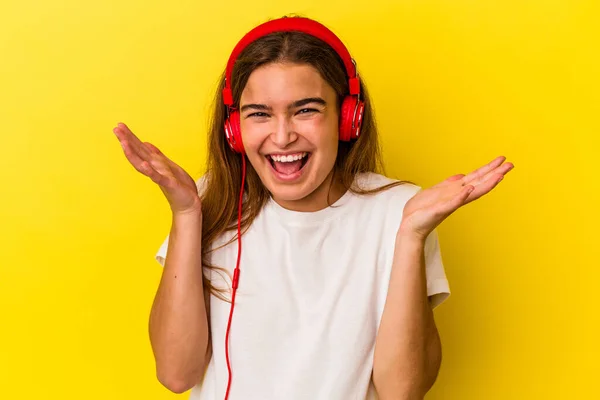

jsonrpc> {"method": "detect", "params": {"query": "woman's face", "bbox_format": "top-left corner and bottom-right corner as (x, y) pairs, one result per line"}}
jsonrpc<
(240, 62), (341, 211)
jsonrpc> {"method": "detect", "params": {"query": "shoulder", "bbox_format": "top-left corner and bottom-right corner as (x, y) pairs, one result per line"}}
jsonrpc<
(342, 172), (422, 230)
(351, 172), (422, 203)
(195, 173), (210, 196)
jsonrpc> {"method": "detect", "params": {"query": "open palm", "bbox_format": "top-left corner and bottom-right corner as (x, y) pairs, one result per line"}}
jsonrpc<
(112, 122), (202, 215)
(400, 156), (515, 240)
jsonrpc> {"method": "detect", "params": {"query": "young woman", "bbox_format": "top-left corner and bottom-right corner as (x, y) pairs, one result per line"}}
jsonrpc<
(113, 16), (513, 400)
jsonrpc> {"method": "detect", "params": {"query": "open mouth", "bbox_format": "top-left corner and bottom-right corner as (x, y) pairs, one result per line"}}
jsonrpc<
(266, 152), (311, 176)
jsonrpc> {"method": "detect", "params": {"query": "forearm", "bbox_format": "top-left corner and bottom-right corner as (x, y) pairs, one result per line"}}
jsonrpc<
(149, 211), (210, 393)
(372, 230), (441, 399)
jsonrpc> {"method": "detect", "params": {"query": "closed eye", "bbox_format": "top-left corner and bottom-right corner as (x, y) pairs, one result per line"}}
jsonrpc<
(247, 112), (269, 118)
(247, 109), (318, 118)
(297, 108), (318, 115)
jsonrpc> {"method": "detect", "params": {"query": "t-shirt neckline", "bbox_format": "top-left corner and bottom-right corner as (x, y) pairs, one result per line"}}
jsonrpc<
(265, 186), (355, 225)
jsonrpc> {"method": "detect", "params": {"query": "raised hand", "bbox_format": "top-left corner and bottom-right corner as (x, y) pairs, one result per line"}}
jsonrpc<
(399, 156), (514, 240)
(112, 122), (202, 216)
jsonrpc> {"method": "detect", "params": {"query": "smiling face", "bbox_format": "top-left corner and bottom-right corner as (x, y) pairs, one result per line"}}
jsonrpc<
(240, 62), (344, 212)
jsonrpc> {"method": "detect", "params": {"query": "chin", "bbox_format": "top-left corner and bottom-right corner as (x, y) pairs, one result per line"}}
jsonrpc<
(267, 183), (315, 202)
(262, 171), (325, 207)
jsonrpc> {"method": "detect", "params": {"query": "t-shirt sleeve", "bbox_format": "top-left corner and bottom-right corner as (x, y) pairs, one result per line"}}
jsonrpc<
(424, 228), (451, 309)
(155, 234), (170, 267)
(154, 174), (208, 267)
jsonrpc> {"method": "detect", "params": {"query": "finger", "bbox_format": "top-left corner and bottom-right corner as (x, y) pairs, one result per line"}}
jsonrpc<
(143, 142), (163, 155)
(469, 162), (514, 187)
(448, 174), (465, 181)
(464, 174), (504, 204)
(142, 142), (178, 173)
(121, 140), (153, 175)
(124, 143), (172, 187)
(433, 185), (474, 218)
(123, 141), (176, 188)
(461, 156), (506, 185)
(143, 142), (183, 172)
(114, 123), (152, 158)
(433, 174), (465, 188)
(140, 160), (175, 188)
(114, 125), (145, 156)
(142, 142), (190, 182)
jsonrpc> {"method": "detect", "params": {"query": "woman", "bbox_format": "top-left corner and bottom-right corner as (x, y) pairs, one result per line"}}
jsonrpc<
(113, 15), (513, 400)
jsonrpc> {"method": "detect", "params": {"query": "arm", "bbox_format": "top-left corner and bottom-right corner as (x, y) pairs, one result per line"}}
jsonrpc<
(149, 210), (211, 393)
(372, 228), (441, 400)
(373, 155), (513, 398)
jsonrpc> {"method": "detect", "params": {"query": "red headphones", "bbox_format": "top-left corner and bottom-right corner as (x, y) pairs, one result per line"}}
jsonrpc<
(222, 16), (365, 154)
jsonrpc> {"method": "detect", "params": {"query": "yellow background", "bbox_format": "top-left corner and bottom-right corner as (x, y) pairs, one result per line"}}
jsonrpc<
(1, 0), (597, 399)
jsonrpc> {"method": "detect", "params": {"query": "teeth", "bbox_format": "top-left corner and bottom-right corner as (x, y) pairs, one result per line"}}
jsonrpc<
(269, 152), (307, 162)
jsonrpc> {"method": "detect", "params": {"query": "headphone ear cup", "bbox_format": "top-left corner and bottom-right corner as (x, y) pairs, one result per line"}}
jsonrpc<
(339, 96), (356, 142)
(224, 109), (245, 153)
(351, 99), (365, 140)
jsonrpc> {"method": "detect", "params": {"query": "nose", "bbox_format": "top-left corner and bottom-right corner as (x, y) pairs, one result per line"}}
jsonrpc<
(270, 116), (298, 148)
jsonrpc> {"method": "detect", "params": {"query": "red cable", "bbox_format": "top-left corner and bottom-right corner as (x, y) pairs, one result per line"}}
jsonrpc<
(224, 155), (246, 400)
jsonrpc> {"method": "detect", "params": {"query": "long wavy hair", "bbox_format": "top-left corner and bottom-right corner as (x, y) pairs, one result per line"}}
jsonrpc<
(200, 23), (414, 300)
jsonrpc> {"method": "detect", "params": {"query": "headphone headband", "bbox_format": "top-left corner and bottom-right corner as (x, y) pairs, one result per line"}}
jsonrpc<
(222, 17), (360, 106)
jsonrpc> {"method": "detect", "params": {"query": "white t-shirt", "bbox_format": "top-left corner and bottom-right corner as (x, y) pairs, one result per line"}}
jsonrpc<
(155, 172), (450, 400)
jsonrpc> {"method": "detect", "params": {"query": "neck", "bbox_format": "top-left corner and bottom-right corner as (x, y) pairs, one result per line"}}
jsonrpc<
(273, 169), (347, 212)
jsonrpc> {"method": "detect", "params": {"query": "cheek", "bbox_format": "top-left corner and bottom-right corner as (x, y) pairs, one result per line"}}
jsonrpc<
(240, 121), (267, 154)
(311, 117), (339, 155)
(323, 139), (339, 165)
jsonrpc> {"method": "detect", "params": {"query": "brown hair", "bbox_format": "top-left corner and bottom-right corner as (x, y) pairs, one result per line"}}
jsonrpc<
(200, 22), (414, 300)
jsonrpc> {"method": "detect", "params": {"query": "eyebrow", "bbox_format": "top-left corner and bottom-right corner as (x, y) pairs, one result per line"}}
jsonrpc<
(240, 97), (327, 113)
